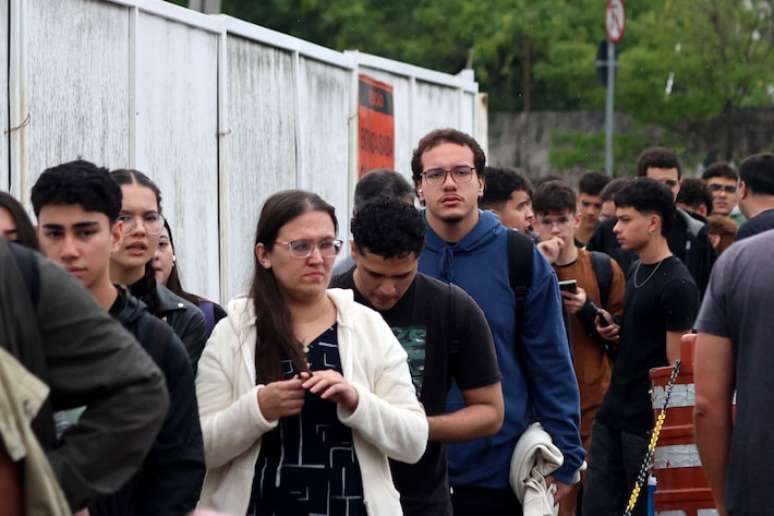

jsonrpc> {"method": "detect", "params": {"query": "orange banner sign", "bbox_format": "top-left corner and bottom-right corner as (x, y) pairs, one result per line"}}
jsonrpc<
(358, 75), (395, 178)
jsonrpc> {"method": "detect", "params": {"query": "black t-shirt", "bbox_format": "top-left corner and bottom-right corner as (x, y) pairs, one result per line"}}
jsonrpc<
(248, 325), (366, 516)
(331, 270), (500, 515)
(736, 208), (774, 241)
(597, 256), (699, 434)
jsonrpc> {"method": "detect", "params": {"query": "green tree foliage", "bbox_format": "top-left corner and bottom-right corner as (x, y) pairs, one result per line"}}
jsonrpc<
(171, 0), (773, 163)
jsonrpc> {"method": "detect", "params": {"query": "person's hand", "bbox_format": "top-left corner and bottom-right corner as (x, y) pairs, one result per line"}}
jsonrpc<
(562, 286), (587, 315)
(302, 370), (359, 413)
(595, 308), (620, 342)
(546, 476), (572, 504)
(257, 376), (306, 421)
(537, 236), (564, 264)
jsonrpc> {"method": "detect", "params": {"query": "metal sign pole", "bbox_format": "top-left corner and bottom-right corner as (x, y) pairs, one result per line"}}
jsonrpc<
(605, 41), (615, 176)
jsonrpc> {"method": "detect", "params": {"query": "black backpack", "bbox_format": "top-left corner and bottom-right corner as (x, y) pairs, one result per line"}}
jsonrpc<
(589, 250), (613, 309)
(505, 230), (535, 333)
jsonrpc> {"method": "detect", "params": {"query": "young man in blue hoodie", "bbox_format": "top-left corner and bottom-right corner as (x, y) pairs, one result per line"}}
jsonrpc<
(411, 128), (584, 515)
(31, 161), (205, 516)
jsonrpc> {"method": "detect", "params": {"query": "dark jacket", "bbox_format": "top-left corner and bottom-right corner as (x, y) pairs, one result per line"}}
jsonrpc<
(587, 208), (716, 296)
(92, 289), (205, 516)
(131, 275), (208, 372)
(0, 240), (169, 511)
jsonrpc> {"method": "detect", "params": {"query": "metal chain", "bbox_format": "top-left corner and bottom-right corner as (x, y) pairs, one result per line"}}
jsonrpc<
(622, 360), (682, 516)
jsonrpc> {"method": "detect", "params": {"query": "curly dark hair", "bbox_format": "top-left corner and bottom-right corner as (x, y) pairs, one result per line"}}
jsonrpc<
(351, 196), (425, 259)
(614, 177), (676, 236)
(637, 147), (682, 179)
(410, 128), (486, 184)
(532, 180), (577, 216)
(31, 160), (122, 222)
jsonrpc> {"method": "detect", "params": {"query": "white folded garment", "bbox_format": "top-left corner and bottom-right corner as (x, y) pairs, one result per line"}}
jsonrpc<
(509, 422), (564, 516)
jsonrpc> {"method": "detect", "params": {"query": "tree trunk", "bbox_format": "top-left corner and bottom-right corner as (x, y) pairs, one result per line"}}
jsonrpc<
(722, 100), (734, 161)
(521, 39), (531, 113)
(189, 0), (221, 13)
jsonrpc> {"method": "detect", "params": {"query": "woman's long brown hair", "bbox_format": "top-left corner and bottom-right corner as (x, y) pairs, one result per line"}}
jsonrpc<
(249, 190), (338, 384)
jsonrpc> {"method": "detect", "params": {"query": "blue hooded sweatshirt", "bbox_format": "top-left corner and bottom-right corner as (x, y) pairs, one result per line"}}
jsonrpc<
(419, 209), (584, 488)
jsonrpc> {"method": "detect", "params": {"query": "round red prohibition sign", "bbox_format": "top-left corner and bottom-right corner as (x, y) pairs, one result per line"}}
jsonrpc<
(606, 0), (625, 44)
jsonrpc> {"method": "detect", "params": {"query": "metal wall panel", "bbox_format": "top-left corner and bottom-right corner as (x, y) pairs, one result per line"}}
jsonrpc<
(296, 57), (352, 247)
(21, 0), (130, 203)
(136, 12), (220, 301)
(0, 0), (8, 192)
(461, 91), (476, 136)
(223, 36), (297, 300)
(413, 81), (461, 144)
(358, 66), (413, 184)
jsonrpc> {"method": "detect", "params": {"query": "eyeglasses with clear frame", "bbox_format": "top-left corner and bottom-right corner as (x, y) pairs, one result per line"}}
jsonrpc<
(275, 238), (344, 258)
(421, 166), (476, 185)
(117, 211), (165, 235)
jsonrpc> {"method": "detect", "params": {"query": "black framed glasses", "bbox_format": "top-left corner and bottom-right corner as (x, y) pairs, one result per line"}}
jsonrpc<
(708, 183), (737, 194)
(275, 238), (344, 258)
(421, 166), (476, 185)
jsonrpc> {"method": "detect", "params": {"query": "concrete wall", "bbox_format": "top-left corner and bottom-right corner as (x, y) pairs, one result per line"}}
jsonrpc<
(488, 111), (632, 180)
(489, 109), (774, 181)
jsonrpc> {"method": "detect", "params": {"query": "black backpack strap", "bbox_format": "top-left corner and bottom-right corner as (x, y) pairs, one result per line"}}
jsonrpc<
(9, 243), (40, 308)
(589, 251), (613, 309)
(506, 230), (535, 337)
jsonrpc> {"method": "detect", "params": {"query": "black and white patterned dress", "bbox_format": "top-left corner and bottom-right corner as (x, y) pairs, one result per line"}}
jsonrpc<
(247, 324), (366, 516)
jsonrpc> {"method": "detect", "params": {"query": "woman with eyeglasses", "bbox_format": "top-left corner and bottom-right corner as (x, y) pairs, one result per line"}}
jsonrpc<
(109, 169), (208, 371)
(196, 190), (427, 516)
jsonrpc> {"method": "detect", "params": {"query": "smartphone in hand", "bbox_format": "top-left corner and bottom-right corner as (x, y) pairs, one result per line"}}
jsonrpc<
(558, 279), (578, 294)
(595, 311), (614, 328)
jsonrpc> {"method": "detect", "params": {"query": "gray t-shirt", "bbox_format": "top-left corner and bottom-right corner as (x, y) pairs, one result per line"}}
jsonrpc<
(695, 228), (774, 515)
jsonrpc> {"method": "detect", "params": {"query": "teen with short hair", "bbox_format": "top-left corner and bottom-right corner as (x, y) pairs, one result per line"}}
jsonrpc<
(576, 171), (611, 246)
(702, 162), (742, 223)
(532, 180), (626, 516)
(109, 169), (207, 370)
(31, 160), (205, 515)
(480, 166), (535, 233)
(331, 196), (503, 516)
(411, 128), (583, 516)
(583, 178), (700, 516)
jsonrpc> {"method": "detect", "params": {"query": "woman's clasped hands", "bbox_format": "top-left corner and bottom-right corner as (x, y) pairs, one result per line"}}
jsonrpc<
(257, 370), (360, 422)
